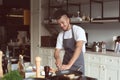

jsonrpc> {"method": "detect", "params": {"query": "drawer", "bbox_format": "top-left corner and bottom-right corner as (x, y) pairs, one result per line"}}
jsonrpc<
(104, 56), (119, 66)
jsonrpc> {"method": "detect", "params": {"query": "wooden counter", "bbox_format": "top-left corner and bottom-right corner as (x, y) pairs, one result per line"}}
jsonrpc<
(23, 75), (97, 80)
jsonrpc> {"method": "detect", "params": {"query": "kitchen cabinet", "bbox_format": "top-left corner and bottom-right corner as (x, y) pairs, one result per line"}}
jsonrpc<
(0, 0), (30, 61)
(4, 8), (30, 42)
(46, 0), (120, 24)
(4, 8), (30, 26)
(102, 56), (119, 80)
(0, 0), (30, 43)
(46, 0), (85, 24)
(48, 0), (68, 19)
(1, 0), (30, 26)
(84, 52), (119, 80)
(84, 54), (100, 79)
(105, 66), (118, 80)
(1, 0), (30, 36)
(90, 0), (120, 23)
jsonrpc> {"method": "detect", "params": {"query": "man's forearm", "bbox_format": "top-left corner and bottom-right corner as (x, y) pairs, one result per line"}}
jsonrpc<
(54, 49), (60, 60)
(68, 47), (82, 67)
(68, 41), (83, 67)
(54, 48), (62, 68)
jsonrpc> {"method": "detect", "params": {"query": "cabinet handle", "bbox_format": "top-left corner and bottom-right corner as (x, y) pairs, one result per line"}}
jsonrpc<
(99, 65), (102, 68)
(109, 77), (111, 80)
(99, 65), (105, 70)
(92, 57), (94, 59)
(102, 65), (105, 70)
(102, 65), (105, 68)
(109, 59), (113, 62)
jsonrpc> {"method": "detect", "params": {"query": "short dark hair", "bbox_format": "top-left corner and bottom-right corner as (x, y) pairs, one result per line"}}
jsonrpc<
(53, 9), (69, 19)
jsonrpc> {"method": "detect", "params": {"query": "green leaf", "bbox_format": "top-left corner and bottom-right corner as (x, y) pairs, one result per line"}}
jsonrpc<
(2, 70), (23, 80)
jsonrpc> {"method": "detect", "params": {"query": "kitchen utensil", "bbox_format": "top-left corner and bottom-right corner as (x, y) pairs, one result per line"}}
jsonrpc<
(92, 42), (101, 52)
(55, 69), (82, 76)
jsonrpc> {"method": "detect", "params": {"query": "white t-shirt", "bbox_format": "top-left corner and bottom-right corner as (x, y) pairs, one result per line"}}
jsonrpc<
(56, 25), (87, 53)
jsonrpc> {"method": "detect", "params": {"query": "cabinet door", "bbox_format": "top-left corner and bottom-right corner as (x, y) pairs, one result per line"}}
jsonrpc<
(99, 65), (106, 80)
(99, 65), (118, 80)
(89, 63), (100, 79)
(84, 62), (88, 76)
(105, 66), (118, 80)
(84, 54), (90, 76)
(85, 62), (91, 76)
(84, 53), (100, 79)
(119, 69), (120, 80)
(103, 56), (119, 80)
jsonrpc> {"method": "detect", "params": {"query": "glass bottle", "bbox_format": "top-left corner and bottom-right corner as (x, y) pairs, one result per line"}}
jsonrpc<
(4, 46), (11, 73)
(114, 42), (120, 54)
(7, 58), (11, 72)
(5, 46), (10, 58)
(101, 42), (106, 54)
(18, 55), (25, 78)
(44, 66), (50, 79)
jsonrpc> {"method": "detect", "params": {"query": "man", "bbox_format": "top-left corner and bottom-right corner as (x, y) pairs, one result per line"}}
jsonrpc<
(53, 9), (87, 74)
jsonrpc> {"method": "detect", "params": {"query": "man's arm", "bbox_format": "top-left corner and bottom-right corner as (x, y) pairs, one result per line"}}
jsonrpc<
(68, 40), (84, 66)
(61, 40), (84, 70)
(54, 48), (62, 69)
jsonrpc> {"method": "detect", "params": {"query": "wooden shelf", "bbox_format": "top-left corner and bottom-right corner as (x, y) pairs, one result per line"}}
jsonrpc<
(49, 5), (63, 8)
(92, 17), (120, 23)
(6, 14), (24, 18)
(44, 20), (90, 25)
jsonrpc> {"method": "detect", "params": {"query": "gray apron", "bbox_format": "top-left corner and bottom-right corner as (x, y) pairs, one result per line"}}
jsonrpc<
(62, 26), (85, 74)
